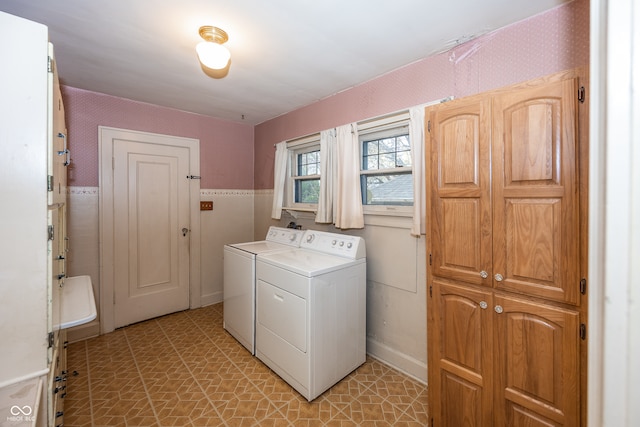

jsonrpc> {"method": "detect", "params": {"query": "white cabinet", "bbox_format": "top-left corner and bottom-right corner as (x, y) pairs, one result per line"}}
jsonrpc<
(0, 11), (69, 427)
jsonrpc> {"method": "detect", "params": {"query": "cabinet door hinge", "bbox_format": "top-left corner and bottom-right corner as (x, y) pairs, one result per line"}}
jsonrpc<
(580, 278), (587, 295)
(429, 253), (432, 266)
(578, 86), (586, 103)
(48, 56), (53, 73)
(48, 225), (55, 241)
(580, 323), (587, 340)
(429, 285), (433, 298)
(48, 332), (54, 348)
(47, 175), (54, 192)
(427, 120), (431, 133)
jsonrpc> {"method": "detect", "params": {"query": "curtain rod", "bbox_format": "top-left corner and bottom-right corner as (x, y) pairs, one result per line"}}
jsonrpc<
(272, 95), (454, 147)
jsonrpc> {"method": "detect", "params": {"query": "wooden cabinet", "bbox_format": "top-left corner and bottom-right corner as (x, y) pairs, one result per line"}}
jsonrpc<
(427, 70), (587, 426)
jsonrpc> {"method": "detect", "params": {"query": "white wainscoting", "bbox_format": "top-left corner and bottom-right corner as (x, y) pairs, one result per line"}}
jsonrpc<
(199, 189), (254, 306)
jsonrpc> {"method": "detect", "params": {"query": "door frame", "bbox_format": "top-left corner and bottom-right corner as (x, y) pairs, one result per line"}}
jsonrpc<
(98, 126), (201, 334)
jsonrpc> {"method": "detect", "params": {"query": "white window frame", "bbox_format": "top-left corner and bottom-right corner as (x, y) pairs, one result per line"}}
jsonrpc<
(358, 112), (413, 217)
(284, 134), (321, 212)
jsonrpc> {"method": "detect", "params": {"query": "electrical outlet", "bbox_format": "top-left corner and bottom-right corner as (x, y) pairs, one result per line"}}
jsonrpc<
(200, 201), (213, 211)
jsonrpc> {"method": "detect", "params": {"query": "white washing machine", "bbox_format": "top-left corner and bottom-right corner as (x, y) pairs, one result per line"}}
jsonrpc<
(223, 226), (304, 354)
(255, 230), (366, 401)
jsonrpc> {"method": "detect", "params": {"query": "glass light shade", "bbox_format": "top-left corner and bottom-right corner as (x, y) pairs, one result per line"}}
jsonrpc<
(196, 41), (231, 70)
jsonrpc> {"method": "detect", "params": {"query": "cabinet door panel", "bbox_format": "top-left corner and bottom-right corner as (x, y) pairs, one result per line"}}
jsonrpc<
(429, 97), (492, 286)
(492, 78), (579, 304)
(494, 294), (579, 426)
(430, 280), (493, 427)
(50, 54), (67, 205)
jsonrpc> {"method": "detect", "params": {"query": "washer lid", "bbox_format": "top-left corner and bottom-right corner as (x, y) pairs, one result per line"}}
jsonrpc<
(225, 240), (294, 255)
(257, 249), (365, 277)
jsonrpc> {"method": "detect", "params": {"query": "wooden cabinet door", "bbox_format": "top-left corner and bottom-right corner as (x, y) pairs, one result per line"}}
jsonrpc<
(492, 78), (580, 304)
(428, 96), (492, 287)
(493, 293), (580, 426)
(427, 71), (584, 427)
(430, 280), (493, 427)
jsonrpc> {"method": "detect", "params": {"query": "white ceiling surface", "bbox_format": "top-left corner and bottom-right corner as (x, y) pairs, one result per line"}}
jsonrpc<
(2, 0), (571, 125)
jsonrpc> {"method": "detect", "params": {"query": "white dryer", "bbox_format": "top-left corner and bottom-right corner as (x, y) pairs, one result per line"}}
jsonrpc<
(255, 230), (366, 401)
(223, 226), (304, 354)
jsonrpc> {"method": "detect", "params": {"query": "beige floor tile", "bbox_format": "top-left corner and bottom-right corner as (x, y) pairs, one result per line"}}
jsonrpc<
(64, 303), (428, 426)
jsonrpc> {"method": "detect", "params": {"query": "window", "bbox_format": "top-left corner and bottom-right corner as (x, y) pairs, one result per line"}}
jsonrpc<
(285, 135), (321, 210)
(359, 122), (413, 209)
(294, 148), (320, 204)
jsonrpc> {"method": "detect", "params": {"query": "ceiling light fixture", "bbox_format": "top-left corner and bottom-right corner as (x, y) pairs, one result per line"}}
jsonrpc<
(196, 26), (231, 70)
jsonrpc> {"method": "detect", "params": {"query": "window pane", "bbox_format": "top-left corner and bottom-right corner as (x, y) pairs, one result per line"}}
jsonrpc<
(362, 155), (376, 170)
(396, 135), (410, 151)
(379, 153), (396, 169)
(361, 173), (413, 206)
(364, 141), (378, 155)
(297, 150), (320, 177)
(361, 133), (411, 171)
(396, 151), (411, 167)
(295, 178), (320, 203)
(379, 137), (396, 153)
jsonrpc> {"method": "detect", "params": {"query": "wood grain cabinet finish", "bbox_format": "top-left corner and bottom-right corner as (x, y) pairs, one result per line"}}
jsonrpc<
(427, 70), (586, 427)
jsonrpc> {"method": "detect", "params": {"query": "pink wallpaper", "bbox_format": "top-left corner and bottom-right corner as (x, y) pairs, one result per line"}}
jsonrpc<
(62, 86), (255, 189)
(254, 0), (589, 189)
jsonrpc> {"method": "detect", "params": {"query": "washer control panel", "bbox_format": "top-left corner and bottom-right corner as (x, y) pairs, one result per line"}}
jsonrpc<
(301, 230), (366, 259)
(265, 226), (304, 246)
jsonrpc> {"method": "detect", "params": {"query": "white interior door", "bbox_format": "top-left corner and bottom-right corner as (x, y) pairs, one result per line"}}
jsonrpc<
(100, 127), (200, 331)
(113, 139), (190, 327)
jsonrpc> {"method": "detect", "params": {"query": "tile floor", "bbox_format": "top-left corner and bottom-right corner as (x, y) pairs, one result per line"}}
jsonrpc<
(64, 303), (428, 426)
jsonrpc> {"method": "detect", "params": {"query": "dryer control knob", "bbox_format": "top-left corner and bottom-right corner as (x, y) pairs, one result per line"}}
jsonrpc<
(306, 234), (315, 243)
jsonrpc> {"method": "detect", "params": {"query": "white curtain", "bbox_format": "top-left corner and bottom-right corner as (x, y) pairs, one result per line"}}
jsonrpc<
(316, 128), (336, 223)
(334, 123), (364, 229)
(409, 106), (426, 236)
(271, 141), (288, 220)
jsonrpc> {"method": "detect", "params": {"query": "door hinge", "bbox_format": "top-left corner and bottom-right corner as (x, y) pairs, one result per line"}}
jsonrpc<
(187, 175), (201, 180)
(429, 285), (433, 298)
(47, 175), (54, 192)
(48, 56), (53, 73)
(48, 225), (55, 241)
(580, 278), (587, 295)
(580, 323), (586, 340)
(48, 332), (54, 348)
(578, 86), (586, 103)
(427, 120), (431, 133)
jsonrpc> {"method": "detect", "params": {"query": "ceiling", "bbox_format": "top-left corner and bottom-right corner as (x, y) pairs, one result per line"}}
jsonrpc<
(2, 0), (571, 125)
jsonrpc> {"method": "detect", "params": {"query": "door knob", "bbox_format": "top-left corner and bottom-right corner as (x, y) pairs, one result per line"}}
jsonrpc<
(494, 273), (504, 282)
(480, 270), (488, 279)
(182, 227), (189, 237)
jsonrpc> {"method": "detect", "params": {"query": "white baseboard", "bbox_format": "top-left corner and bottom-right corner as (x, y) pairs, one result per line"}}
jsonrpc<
(200, 291), (223, 307)
(366, 337), (427, 384)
